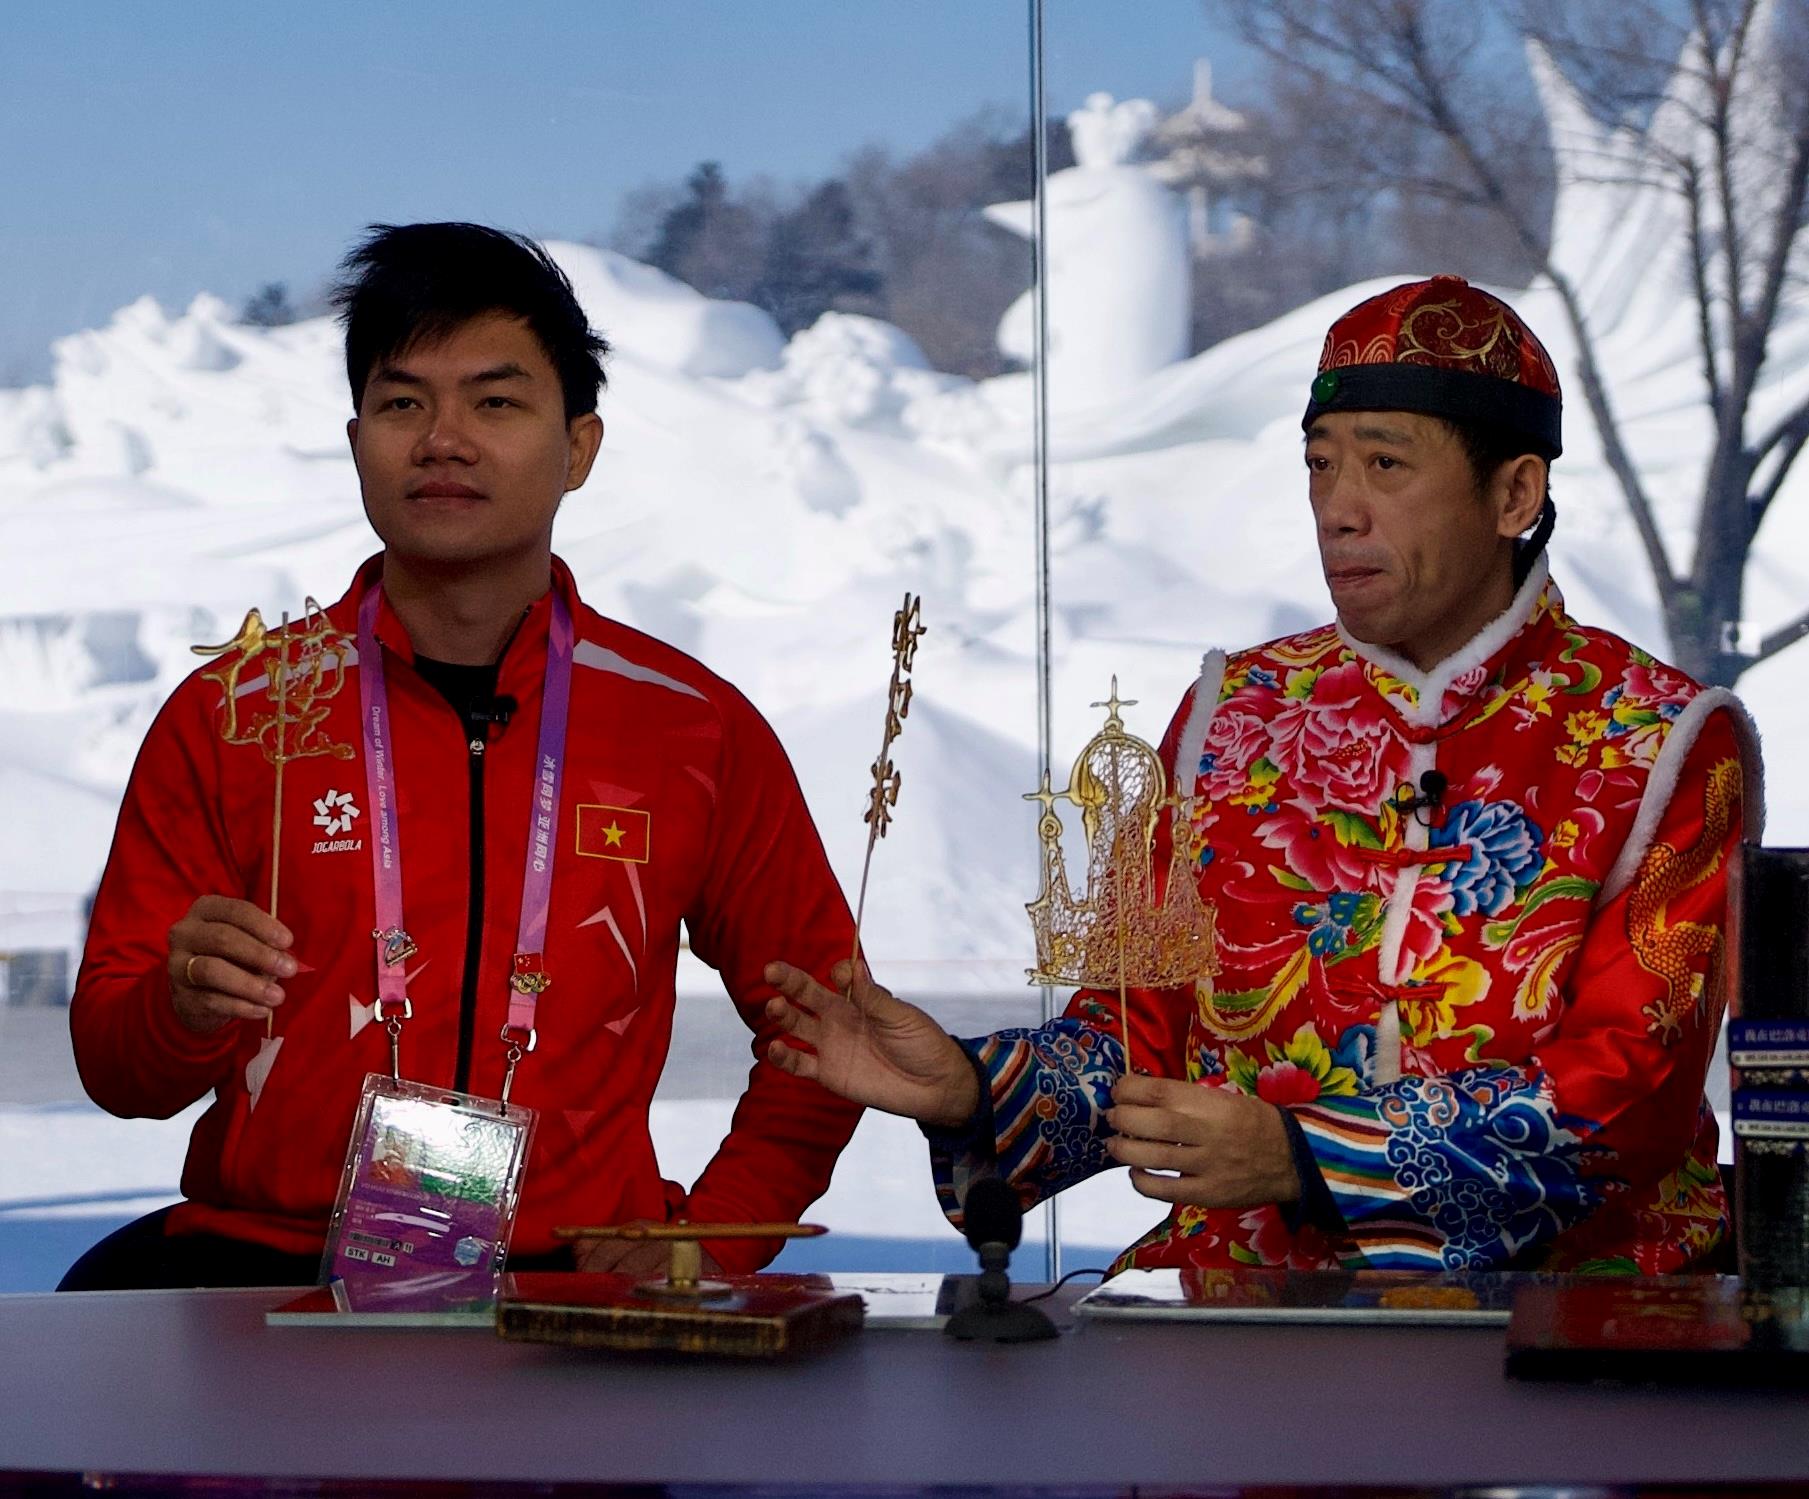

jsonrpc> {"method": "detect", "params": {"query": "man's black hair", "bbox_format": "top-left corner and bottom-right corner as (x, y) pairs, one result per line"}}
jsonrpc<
(1442, 414), (1556, 586)
(332, 222), (609, 421)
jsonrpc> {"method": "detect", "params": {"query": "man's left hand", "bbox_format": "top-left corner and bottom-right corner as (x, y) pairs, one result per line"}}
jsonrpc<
(573, 1221), (724, 1279)
(1105, 1074), (1301, 1209)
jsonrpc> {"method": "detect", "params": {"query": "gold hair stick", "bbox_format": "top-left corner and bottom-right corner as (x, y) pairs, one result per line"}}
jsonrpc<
(849, 593), (925, 990)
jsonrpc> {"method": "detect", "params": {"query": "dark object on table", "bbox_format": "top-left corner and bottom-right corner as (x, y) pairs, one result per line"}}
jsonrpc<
(498, 1271), (864, 1358)
(1730, 844), (1809, 1289)
(943, 1176), (1059, 1343)
(1506, 1276), (1809, 1386)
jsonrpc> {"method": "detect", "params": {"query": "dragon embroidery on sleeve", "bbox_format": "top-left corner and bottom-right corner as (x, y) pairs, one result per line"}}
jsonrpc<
(1628, 758), (1742, 1045)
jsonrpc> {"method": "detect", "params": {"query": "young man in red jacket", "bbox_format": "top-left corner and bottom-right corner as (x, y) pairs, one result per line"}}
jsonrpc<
(63, 222), (862, 1289)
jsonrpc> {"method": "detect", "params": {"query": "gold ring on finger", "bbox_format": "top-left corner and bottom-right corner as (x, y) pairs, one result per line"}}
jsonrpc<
(184, 954), (202, 987)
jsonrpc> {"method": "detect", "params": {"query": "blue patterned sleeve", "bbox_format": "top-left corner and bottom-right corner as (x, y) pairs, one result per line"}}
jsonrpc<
(1289, 1067), (1606, 1269)
(925, 1019), (1124, 1228)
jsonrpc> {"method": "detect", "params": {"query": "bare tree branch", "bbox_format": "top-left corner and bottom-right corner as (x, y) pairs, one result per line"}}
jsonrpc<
(1551, 278), (1682, 593)
(1703, 0), (1753, 350)
(1731, 109), (1809, 417)
(1275, 172), (1497, 208)
(1750, 394), (1809, 527)
(1397, 16), (1547, 262)
(1684, 157), (1727, 416)
(1391, 12), (1684, 591)
(1755, 388), (1809, 461)
(1755, 604), (1809, 662)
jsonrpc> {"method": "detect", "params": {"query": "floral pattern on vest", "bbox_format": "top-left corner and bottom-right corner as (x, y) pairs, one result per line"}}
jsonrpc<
(931, 569), (1752, 1275)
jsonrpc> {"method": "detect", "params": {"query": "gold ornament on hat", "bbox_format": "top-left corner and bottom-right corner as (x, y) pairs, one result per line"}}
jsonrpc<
(1023, 679), (1218, 1073)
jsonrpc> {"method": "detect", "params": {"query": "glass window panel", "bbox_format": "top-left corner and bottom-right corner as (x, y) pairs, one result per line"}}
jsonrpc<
(1040, 0), (1809, 1270)
(1038, 0), (1256, 1271)
(0, 2), (1048, 1288)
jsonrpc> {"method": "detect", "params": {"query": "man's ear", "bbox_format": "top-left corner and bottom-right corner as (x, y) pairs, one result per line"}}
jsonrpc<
(1495, 454), (1548, 539)
(346, 417), (359, 455)
(565, 412), (605, 492)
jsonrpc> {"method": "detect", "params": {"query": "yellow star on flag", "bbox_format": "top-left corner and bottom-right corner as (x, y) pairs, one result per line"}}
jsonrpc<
(576, 804), (651, 863)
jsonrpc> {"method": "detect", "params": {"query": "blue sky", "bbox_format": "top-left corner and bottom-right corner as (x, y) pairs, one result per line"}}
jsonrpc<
(0, 0), (1248, 382)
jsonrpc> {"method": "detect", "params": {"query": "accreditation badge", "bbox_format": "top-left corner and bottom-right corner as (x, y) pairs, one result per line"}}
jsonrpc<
(321, 1074), (536, 1284)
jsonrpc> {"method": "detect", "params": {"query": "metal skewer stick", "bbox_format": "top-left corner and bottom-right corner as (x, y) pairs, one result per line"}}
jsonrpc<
(848, 593), (924, 1007)
(1114, 822), (1131, 1075)
(849, 694), (897, 976)
(264, 612), (291, 1040)
(1103, 689), (1133, 1073)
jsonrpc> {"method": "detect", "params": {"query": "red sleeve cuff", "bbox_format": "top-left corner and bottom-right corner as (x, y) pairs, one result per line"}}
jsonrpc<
(140, 970), (240, 1073)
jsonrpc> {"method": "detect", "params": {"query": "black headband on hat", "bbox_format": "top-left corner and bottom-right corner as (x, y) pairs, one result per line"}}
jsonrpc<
(1301, 362), (1563, 461)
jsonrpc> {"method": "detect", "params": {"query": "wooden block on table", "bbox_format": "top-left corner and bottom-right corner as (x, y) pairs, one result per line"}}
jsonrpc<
(498, 1271), (865, 1359)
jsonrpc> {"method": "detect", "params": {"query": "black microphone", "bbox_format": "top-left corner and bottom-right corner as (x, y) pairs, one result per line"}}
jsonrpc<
(961, 1176), (1022, 1257)
(469, 693), (516, 727)
(1394, 769), (1448, 821)
(944, 1178), (1057, 1343)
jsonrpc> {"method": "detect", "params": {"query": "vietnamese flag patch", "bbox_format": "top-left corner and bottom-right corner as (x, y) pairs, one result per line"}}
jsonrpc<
(576, 804), (651, 863)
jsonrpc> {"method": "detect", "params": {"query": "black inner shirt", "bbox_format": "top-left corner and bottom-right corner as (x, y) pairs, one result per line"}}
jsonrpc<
(411, 654), (505, 741)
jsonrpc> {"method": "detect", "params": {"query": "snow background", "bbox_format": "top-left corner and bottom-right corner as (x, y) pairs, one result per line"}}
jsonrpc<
(2, 73), (1804, 1288)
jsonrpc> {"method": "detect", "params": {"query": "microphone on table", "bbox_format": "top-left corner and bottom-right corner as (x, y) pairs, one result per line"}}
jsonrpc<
(943, 1177), (1058, 1343)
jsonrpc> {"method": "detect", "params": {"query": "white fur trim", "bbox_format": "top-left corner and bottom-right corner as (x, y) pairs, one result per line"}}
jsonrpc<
(1374, 1001), (1403, 1087)
(1373, 741), (1437, 1087)
(1599, 690), (1765, 905)
(1376, 742), (1437, 986)
(1171, 649), (1228, 793)
(1338, 554), (1552, 727)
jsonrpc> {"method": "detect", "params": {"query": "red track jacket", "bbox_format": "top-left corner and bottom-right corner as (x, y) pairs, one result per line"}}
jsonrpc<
(71, 556), (862, 1271)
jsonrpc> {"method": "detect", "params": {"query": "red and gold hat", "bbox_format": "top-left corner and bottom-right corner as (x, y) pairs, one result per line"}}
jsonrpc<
(1302, 275), (1562, 459)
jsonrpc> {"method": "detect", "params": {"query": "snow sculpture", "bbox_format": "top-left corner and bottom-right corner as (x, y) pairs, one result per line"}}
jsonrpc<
(547, 243), (783, 379)
(986, 92), (1191, 410)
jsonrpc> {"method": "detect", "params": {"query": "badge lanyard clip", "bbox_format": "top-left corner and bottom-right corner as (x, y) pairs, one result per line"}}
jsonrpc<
(500, 955), (548, 1108)
(499, 1023), (538, 1108)
(375, 994), (413, 1081)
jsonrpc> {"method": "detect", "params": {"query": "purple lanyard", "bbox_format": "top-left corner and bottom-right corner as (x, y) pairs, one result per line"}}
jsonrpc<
(355, 585), (574, 1099)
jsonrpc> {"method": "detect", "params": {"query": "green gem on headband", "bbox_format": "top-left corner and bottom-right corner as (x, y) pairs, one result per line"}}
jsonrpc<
(1310, 370), (1340, 403)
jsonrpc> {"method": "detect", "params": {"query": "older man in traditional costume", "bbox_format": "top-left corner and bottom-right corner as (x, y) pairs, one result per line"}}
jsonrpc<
(765, 275), (1762, 1274)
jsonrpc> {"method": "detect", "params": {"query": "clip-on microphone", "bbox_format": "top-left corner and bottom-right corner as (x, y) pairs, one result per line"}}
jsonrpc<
(470, 693), (517, 728)
(1394, 769), (1447, 825)
(943, 1177), (1059, 1343)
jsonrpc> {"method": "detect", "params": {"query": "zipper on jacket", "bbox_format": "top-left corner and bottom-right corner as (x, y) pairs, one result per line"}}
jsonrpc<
(408, 605), (529, 1096)
(453, 733), (487, 1092)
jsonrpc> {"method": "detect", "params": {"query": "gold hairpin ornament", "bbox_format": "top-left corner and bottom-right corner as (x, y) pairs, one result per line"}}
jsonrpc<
(848, 593), (925, 993)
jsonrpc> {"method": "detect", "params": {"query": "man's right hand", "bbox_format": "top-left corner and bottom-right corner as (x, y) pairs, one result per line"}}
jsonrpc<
(166, 896), (297, 1034)
(762, 959), (980, 1129)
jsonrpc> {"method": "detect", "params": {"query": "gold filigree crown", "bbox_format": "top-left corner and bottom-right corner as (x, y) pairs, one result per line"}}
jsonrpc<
(1023, 681), (1218, 989)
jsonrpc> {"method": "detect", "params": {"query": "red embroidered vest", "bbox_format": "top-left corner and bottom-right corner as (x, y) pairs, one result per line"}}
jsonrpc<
(1111, 568), (1749, 1273)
